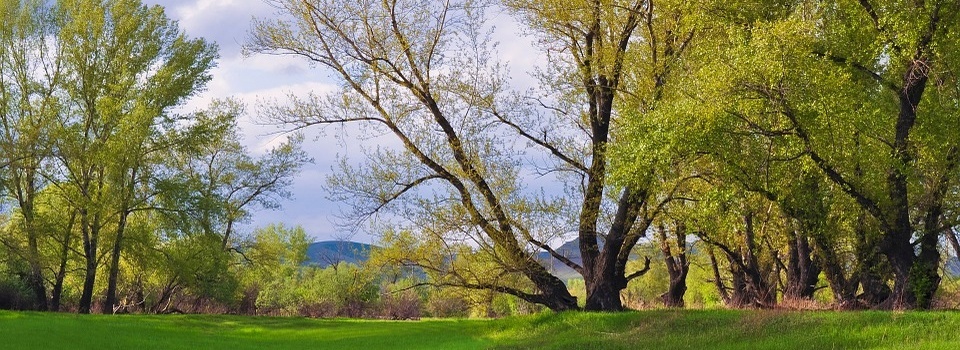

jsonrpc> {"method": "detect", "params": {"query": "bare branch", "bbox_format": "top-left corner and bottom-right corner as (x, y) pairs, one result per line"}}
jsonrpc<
(491, 109), (588, 172)
(625, 256), (652, 282)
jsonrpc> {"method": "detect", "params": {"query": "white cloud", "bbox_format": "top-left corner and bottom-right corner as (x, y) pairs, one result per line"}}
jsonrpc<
(153, 0), (276, 58)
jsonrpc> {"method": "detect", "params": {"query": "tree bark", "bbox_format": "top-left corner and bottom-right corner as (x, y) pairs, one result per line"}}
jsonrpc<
(725, 253), (753, 308)
(51, 212), (77, 312)
(948, 228), (960, 260)
(22, 211), (48, 311)
(784, 230), (819, 301)
(103, 167), (138, 314)
(878, 54), (933, 309)
(740, 213), (775, 307)
(102, 209), (130, 314)
(658, 223), (689, 308)
(13, 166), (48, 311)
(707, 246), (731, 304)
(809, 233), (857, 308)
(78, 211), (101, 314)
(705, 213), (775, 308)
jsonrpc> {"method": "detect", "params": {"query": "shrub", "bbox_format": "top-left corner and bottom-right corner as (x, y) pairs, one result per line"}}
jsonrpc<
(380, 290), (421, 320)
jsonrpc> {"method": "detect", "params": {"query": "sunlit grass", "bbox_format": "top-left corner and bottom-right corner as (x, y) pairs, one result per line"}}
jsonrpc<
(0, 311), (490, 350)
(2, 309), (960, 349)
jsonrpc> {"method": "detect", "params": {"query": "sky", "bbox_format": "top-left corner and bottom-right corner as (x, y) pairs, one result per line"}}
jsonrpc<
(142, 0), (539, 244)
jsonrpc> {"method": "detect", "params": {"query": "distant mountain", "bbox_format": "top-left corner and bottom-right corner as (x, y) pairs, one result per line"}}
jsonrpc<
(305, 241), (376, 268)
(305, 238), (595, 283)
(536, 238), (584, 282)
(947, 256), (960, 276)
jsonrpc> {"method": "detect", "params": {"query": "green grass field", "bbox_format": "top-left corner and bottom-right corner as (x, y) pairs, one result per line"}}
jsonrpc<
(2, 310), (959, 349)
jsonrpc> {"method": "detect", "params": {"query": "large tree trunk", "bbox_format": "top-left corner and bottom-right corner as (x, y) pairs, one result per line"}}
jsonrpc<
(658, 223), (689, 308)
(725, 254), (753, 308)
(584, 275), (624, 311)
(17, 169), (48, 311)
(740, 213), (775, 307)
(582, 189), (652, 311)
(877, 55), (932, 310)
(583, 228), (632, 311)
(784, 231), (819, 301)
(851, 214), (889, 308)
(23, 222), (48, 311)
(882, 240), (916, 309)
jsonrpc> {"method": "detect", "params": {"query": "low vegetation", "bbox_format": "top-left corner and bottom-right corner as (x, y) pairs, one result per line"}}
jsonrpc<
(2, 310), (960, 349)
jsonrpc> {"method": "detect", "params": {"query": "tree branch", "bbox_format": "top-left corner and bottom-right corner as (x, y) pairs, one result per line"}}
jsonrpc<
(492, 109), (587, 173)
(625, 256), (652, 282)
(526, 235), (584, 274)
(812, 51), (899, 92)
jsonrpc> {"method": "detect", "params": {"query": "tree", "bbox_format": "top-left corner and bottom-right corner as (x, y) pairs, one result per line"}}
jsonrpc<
(656, 221), (689, 308)
(157, 100), (308, 251)
(142, 100), (306, 313)
(249, 0), (710, 312)
(0, 0), (61, 311)
(248, 0), (579, 311)
(240, 223), (310, 314)
(628, 0), (960, 309)
(719, 1), (959, 309)
(53, 0), (217, 313)
(503, 0), (707, 311)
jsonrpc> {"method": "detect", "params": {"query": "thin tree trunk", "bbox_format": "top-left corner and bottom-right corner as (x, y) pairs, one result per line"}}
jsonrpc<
(51, 212), (77, 312)
(153, 276), (179, 314)
(707, 246), (730, 304)
(784, 230), (819, 301)
(102, 209), (130, 314)
(104, 167), (138, 314)
(78, 212), (100, 314)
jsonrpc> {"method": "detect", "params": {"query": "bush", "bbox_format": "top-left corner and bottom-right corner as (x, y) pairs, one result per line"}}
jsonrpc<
(0, 276), (32, 310)
(379, 290), (421, 320)
(424, 292), (469, 318)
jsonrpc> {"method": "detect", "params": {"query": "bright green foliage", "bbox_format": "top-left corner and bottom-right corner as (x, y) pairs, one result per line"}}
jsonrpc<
(0, 0), (64, 311)
(620, 242), (723, 309)
(614, 0), (960, 309)
(157, 100), (308, 248)
(241, 224), (311, 314)
(252, 261), (381, 317)
(0, 0), (309, 313)
(238, 224), (385, 316)
(46, 0), (219, 313)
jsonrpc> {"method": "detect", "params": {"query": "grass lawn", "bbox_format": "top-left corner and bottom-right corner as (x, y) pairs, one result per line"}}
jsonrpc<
(2, 309), (960, 349)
